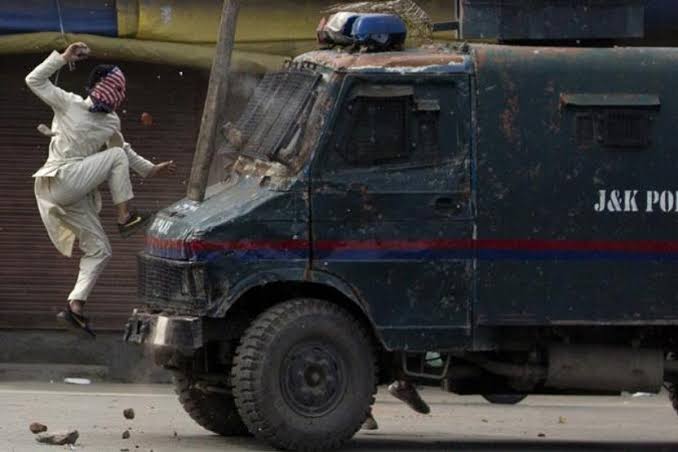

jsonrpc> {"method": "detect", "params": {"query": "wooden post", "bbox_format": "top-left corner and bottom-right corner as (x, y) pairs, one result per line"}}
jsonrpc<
(187, 0), (240, 202)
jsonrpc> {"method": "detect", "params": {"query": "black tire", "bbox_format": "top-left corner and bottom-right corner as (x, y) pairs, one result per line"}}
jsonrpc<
(231, 298), (377, 451)
(482, 393), (527, 405)
(173, 371), (249, 436)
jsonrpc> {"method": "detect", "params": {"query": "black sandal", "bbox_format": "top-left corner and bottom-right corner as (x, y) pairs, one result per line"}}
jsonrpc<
(118, 210), (154, 238)
(57, 307), (96, 338)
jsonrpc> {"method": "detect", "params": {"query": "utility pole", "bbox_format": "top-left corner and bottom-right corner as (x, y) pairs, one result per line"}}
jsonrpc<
(187, 0), (240, 202)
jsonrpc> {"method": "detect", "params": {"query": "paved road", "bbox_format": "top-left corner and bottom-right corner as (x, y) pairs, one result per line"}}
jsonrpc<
(2, 382), (678, 451)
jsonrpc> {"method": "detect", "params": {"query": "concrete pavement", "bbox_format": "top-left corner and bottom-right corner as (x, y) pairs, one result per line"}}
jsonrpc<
(2, 383), (678, 451)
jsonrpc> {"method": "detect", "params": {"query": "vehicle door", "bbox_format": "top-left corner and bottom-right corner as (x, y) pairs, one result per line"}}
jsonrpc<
(310, 73), (474, 350)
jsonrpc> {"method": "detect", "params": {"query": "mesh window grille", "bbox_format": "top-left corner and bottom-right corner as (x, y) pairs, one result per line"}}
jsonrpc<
(223, 70), (320, 160)
(601, 110), (651, 148)
(340, 96), (410, 166)
(575, 113), (595, 146)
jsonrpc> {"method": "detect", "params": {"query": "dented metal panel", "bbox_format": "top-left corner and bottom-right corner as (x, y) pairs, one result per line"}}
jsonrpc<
(472, 44), (678, 325)
(142, 68), (329, 318)
(310, 71), (475, 351)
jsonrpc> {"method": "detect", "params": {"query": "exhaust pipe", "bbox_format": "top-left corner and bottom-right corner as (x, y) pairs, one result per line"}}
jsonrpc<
(545, 345), (664, 393)
(457, 346), (668, 393)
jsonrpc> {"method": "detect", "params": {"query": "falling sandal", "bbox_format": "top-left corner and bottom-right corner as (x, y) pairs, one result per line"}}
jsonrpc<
(118, 210), (154, 239)
(56, 307), (96, 338)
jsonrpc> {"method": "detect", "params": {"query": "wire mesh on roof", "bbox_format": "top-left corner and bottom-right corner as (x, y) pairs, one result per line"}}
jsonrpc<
(324, 0), (433, 39)
(221, 69), (320, 161)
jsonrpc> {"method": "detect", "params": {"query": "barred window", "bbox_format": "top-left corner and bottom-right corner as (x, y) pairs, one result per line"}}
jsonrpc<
(574, 109), (652, 149)
(335, 96), (410, 167)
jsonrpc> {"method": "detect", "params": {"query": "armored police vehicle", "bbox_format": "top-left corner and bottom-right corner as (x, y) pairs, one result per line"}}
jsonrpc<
(125, 8), (678, 451)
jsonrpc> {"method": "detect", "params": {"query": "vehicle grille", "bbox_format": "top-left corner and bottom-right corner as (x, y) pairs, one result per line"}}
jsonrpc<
(137, 253), (208, 313)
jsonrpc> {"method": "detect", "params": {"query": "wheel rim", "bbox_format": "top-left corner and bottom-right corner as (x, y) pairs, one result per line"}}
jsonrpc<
(280, 341), (347, 417)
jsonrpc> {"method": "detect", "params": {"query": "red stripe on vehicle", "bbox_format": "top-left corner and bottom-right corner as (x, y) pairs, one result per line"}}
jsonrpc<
(145, 236), (678, 254)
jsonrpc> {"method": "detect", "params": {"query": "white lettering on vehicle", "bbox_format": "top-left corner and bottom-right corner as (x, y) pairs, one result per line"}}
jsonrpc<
(151, 217), (173, 235)
(595, 190), (678, 213)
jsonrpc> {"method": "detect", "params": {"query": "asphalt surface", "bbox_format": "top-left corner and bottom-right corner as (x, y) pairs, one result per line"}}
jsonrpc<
(2, 383), (678, 451)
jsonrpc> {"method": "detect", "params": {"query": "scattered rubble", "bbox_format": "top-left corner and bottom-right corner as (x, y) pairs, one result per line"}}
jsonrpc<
(122, 430), (131, 439)
(35, 430), (79, 445)
(29, 422), (48, 434)
(123, 408), (135, 420)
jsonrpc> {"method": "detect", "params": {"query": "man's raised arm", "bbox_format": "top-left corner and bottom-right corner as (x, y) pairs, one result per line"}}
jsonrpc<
(25, 43), (90, 111)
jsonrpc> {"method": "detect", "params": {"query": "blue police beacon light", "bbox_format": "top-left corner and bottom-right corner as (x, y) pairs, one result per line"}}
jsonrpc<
(318, 12), (408, 51)
(351, 13), (407, 49)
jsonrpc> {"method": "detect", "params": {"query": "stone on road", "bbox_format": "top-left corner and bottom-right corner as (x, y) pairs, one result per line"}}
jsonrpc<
(29, 421), (47, 434)
(1, 382), (677, 451)
(35, 429), (79, 445)
(123, 408), (135, 420)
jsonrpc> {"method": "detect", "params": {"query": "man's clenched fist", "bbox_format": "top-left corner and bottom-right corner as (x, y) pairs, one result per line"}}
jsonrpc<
(62, 42), (90, 63)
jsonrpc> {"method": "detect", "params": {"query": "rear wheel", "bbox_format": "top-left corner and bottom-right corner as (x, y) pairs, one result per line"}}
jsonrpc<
(482, 393), (527, 405)
(173, 371), (249, 436)
(231, 298), (377, 451)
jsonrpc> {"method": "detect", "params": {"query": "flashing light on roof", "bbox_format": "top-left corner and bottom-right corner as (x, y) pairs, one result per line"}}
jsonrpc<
(317, 12), (407, 51)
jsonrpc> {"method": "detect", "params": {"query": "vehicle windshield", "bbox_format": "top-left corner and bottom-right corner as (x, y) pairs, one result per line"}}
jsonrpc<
(219, 64), (327, 173)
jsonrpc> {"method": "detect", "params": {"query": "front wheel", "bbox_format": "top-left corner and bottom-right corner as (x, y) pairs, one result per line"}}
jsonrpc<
(173, 371), (249, 436)
(231, 298), (377, 451)
(482, 393), (527, 405)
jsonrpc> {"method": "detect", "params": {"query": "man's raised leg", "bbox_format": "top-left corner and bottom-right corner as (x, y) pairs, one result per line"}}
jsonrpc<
(56, 196), (112, 337)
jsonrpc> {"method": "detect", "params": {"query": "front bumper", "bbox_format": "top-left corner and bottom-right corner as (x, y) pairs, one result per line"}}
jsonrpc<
(123, 312), (203, 354)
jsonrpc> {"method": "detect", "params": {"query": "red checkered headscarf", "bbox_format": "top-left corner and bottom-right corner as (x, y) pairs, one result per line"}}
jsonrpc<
(88, 66), (126, 113)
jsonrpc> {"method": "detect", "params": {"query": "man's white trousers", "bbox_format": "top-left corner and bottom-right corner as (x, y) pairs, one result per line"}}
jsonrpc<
(45, 147), (134, 301)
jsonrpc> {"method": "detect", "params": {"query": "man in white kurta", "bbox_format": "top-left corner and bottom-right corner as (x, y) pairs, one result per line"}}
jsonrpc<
(26, 43), (175, 334)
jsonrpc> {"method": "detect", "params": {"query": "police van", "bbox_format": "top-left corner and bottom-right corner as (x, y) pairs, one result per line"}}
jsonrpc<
(125, 11), (678, 451)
